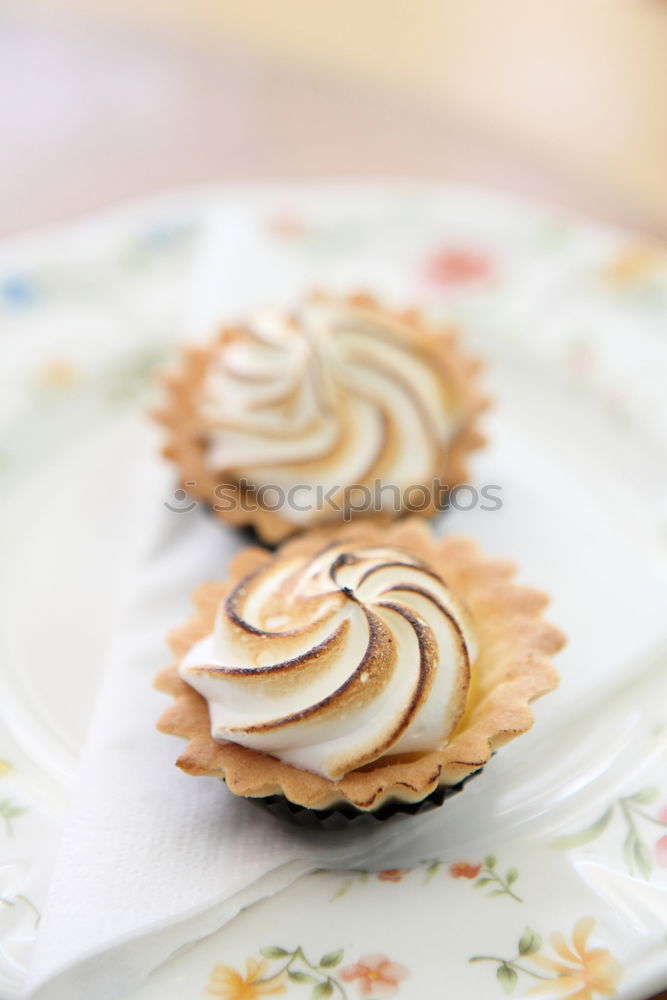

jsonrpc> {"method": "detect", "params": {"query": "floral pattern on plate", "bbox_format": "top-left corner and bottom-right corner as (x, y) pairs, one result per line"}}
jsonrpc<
(331, 856), (522, 903)
(208, 946), (409, 999)
(470, 917), (622, 999)
(550, 786), (667, 881)
(0, 762), (27, 839)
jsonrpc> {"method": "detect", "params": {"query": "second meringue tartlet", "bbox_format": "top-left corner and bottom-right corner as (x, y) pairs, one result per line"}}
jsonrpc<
(156, 293), (486, 543)
(156, 519), (564, 815)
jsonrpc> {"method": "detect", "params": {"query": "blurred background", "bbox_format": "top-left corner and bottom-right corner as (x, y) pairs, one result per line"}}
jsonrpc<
(2, 0), (667, 239)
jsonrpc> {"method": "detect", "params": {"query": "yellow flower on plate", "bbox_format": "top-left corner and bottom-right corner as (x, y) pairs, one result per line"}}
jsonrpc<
(603, 244), (665, 287)
(208, 958), (286, 1000)
(530, 916), (622, 1000)
(0, 760), (13, 778)
(39, 359), (78, 389)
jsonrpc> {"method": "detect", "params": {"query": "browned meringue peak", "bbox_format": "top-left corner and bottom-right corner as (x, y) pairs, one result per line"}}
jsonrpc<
(156, 520), (564, 811)
(154, 293), (487, 540)
(197, 297), (480, 526)
(178, 540), (474, 780)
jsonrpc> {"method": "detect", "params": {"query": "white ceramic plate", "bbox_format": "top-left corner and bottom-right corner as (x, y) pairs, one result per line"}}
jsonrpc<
(2, 182), (667, 1000)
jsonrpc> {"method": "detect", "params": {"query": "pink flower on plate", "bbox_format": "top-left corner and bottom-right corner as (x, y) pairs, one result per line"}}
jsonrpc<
(340, 954), (409, 996)
(449, 862), (481, 879)
(423, 248), (493, 287)
(657, 804), (667, 823)
(377, 868), (412, 882)
(267, 214), (307, 240)
(567, 342), (594, 377)
(655, 834), (667, 867)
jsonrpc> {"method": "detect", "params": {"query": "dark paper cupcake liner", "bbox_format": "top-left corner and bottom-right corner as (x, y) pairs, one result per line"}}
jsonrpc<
(247, 767), (484, 831)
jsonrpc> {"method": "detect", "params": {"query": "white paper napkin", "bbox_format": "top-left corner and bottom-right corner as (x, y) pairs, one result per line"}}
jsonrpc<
(25, 462), (420, 1000)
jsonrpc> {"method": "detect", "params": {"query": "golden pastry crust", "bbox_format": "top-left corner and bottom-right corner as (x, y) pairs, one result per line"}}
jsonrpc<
(155, 519), (564, 812)
(153, 293), (488, 545)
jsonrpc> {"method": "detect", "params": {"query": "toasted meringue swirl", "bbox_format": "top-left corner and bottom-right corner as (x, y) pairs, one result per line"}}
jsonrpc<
(179, 542), (475, 779)
(198, 297), (462, 525)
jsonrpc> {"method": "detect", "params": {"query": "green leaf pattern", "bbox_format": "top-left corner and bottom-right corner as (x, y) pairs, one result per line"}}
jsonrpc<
(470, 919), (622, 997)
(551, 787), (667, 880)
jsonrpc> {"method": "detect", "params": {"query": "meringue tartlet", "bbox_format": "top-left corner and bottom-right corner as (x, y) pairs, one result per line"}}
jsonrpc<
(155, 293), (487, 544)
(156, 520), (564, 814)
